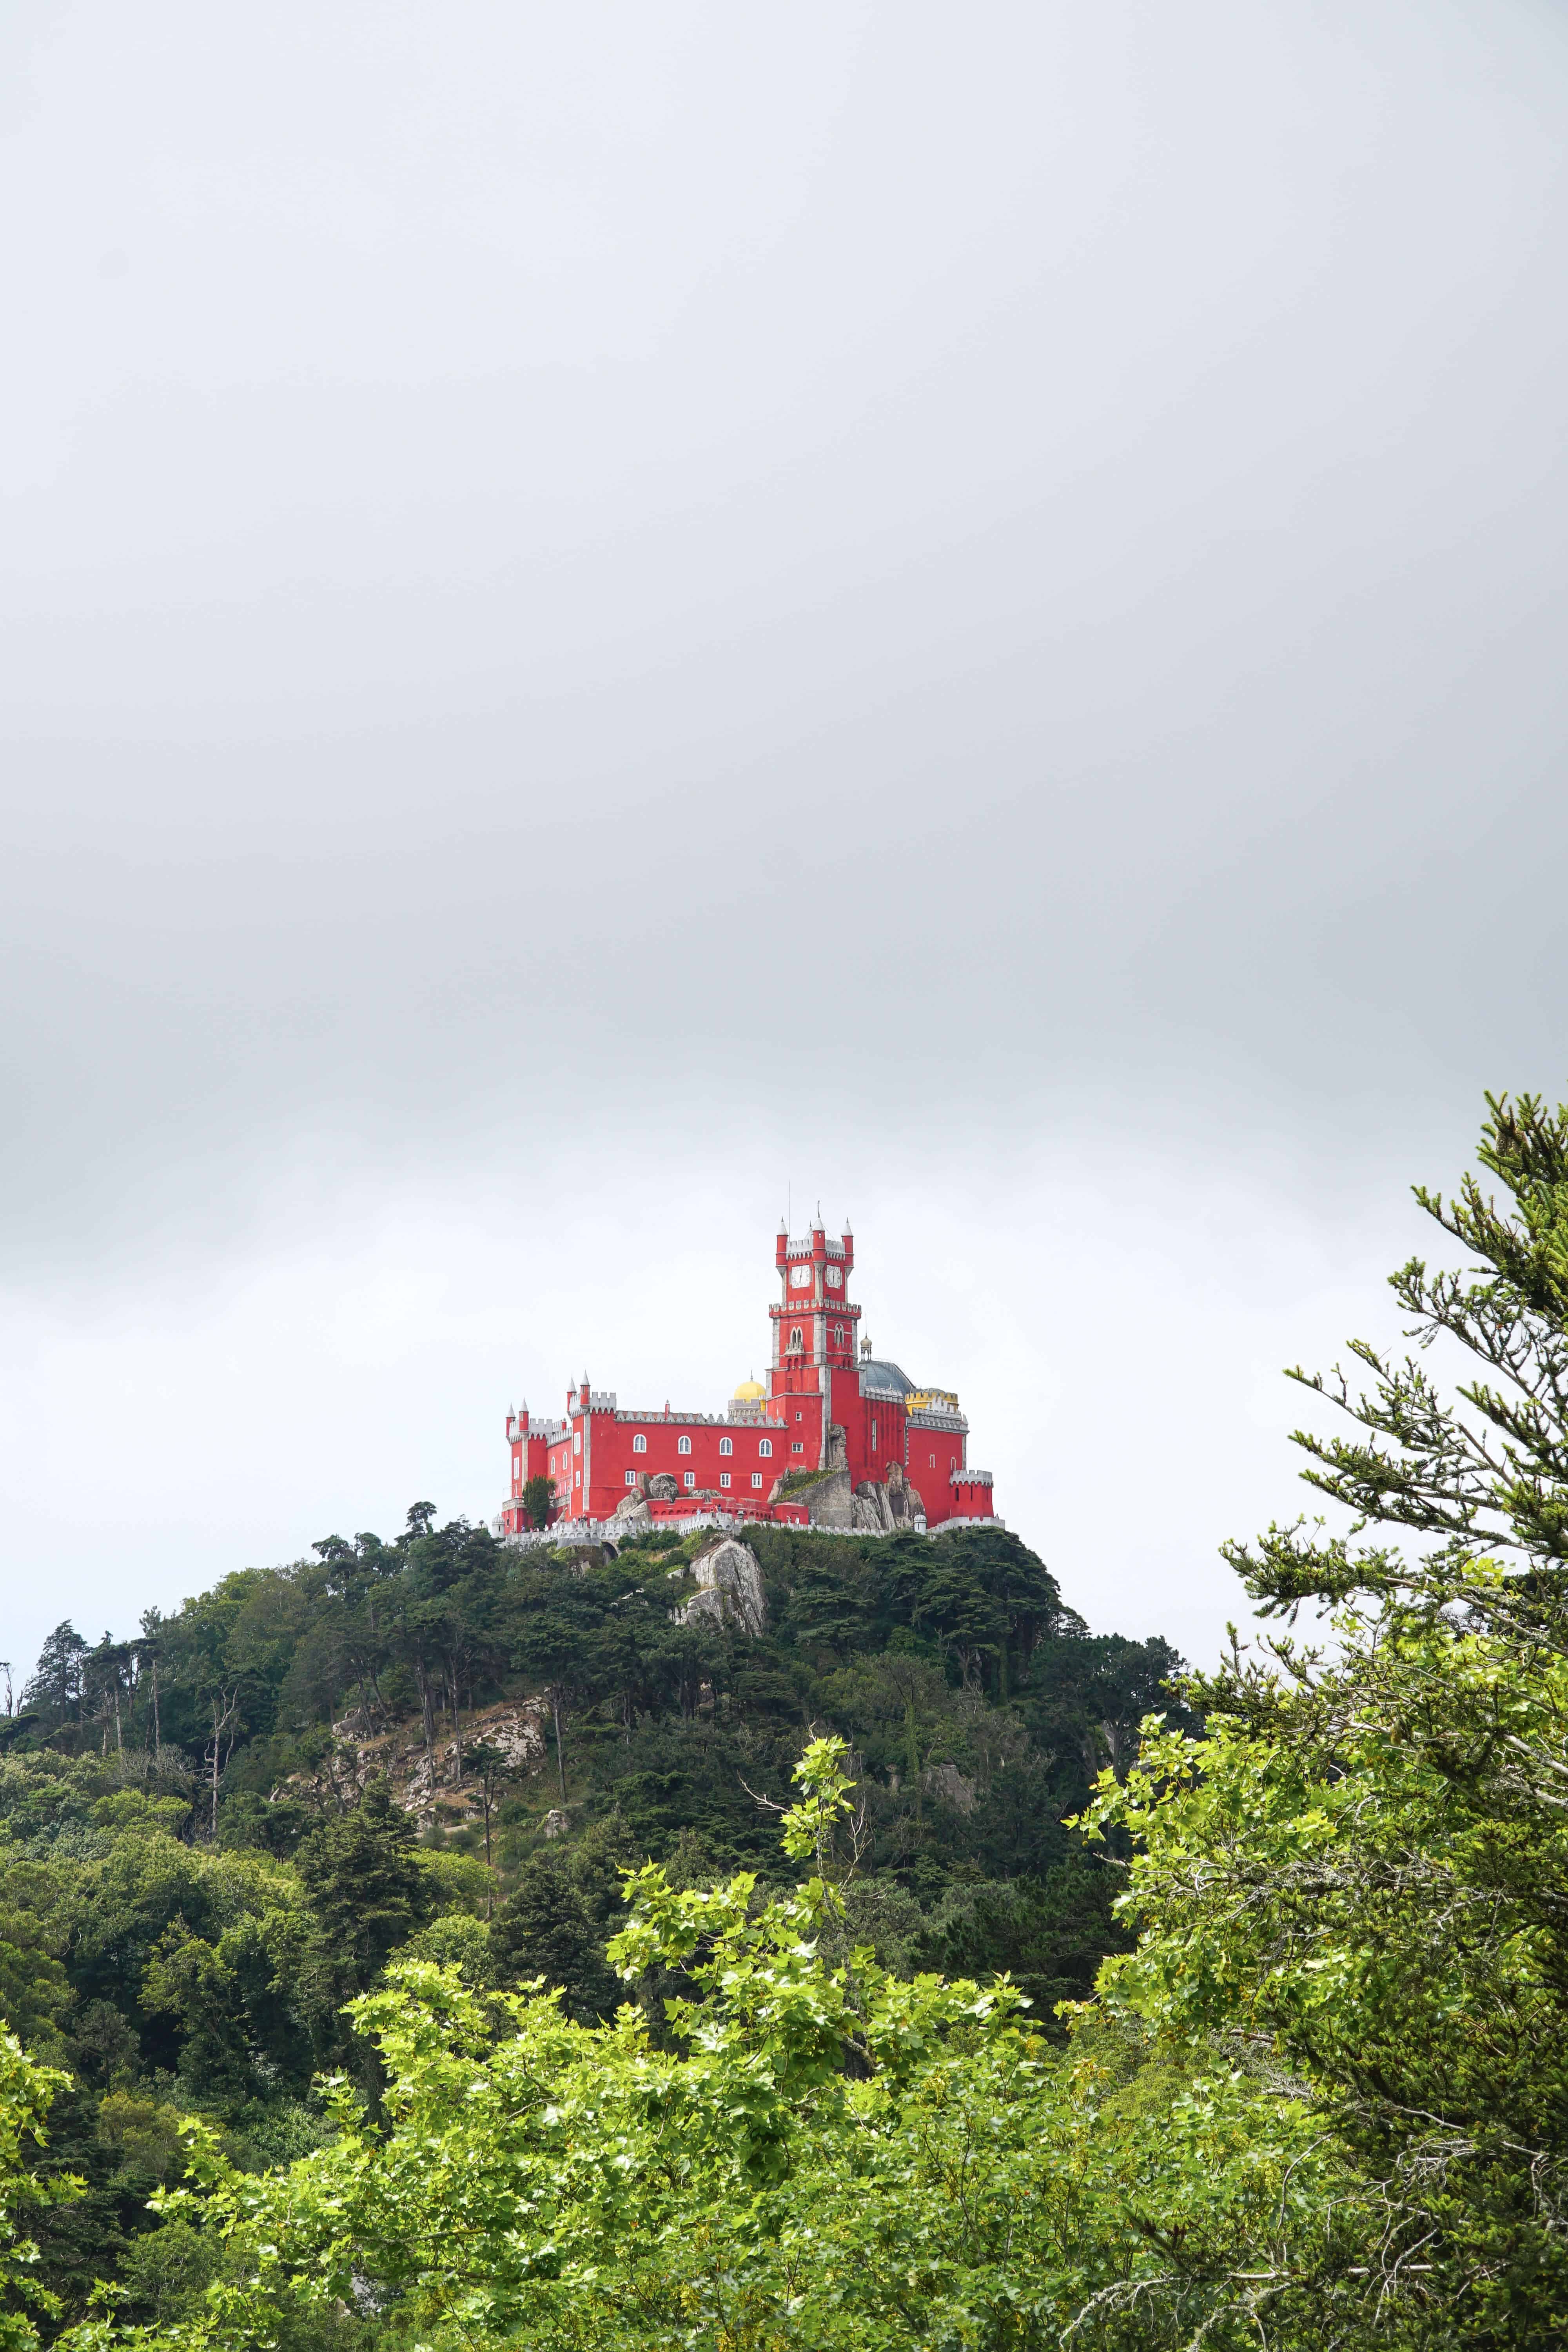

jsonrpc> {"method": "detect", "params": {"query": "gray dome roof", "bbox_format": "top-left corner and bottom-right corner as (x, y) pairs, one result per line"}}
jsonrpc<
(859, 1359), (915, 1399)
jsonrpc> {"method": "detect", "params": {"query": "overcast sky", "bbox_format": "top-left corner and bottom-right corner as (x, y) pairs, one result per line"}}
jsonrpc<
(4, 0), (1567, 1682)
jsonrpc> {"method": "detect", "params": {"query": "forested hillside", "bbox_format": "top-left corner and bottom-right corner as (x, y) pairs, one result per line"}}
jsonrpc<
(11, 1096), (1568, 2349)
(0, 1516), (1178, 2339)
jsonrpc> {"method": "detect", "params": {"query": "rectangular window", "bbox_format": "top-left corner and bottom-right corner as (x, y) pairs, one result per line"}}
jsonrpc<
(573, 1432), (581, 1455)
(719, 1436), (733, 1455)
(625, 1470), (635, 1485)
(791, 1442), (803, 1453)
(576, 1469), (582, 1485)
(720, 1472), (731, 1488)
(929, 1454), (936, 1468)
(871, 1419), (878, 1449)
(678, 1435), (692, 1455)
(683, 1470), (695, 1488)
(758, 1438), (773, 1457)
(751, 1472), (764, 1488)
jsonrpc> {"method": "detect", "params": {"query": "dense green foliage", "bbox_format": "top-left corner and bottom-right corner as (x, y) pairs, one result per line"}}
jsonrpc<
(0, 1512), (1169, 2341)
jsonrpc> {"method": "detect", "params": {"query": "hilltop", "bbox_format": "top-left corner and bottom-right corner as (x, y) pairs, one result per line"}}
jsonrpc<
(2, 1511), (1183, 2335)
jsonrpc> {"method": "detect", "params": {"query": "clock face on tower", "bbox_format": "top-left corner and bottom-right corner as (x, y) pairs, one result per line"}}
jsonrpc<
(825, 1265), (842, 1288)
(789, 1263), (812, 1287)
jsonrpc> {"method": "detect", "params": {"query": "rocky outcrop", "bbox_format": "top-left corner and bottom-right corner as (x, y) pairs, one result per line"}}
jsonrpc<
(775, 1424), (857, 1529)
(646, 1471), (680, 1501)
(886, 1461), (926, 1526)
(852, 1461), (927, 1532)
(791, 1466), (854, 1528)
(292, 1696), (550, 1824)
(672, 1536), (768, 1636)
(609, 1491), (652, 1532)
(853, 1481), (895, 1533)
(920, 1759), (977, 1814)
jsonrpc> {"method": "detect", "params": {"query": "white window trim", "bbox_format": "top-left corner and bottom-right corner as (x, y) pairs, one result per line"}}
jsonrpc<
(678, 1434), (692, 1454)
(719, 1435), (733, 1455)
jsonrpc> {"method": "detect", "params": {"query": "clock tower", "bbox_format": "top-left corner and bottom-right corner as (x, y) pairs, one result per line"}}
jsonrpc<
(769, 1213), (859, 1464)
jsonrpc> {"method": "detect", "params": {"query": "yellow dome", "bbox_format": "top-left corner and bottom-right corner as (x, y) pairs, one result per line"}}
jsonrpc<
(732, 1377), (767, 1402)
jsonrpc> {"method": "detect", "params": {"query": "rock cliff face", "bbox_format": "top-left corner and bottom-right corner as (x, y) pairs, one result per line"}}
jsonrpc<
(672, 1536), (768, 1637)
(795, 1466), (854, 1528)
(645, 1471), (680, 1501)
(920, 1759), (978, 1814)
(287, 1696), (549, 1825)
(852, 1461), (927, 1532)
(775, 1423), (855, 1529)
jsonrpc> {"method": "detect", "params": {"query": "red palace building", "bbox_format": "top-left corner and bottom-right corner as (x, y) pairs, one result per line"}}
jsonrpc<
(499, 1214), (997, 1538)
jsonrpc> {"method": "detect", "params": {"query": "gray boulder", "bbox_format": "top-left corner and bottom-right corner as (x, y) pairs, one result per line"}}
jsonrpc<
(673, 1537), (768, 1637)
(850, 1462), (926, 1532)
(853, 1481), (894, 1532)
(921, 1759), (977, 1814)
(646, 1471), (680, 1501)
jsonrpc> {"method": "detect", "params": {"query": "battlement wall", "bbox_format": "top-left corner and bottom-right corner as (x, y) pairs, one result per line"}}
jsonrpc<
(497, 1510), (1006, 1549)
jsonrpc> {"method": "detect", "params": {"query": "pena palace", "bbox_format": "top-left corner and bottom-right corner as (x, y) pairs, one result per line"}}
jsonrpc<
(499, 1214), (997, 1540)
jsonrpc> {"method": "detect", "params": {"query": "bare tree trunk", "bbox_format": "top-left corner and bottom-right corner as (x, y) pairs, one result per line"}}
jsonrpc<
(551, 1688), (567, 1804)
(416, 1659), (437, 1791)
(446, 1664), (463, 1785)
(207, 1691), (239, 1838)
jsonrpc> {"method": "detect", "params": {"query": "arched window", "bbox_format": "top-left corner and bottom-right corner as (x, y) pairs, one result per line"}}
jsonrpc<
(789, 1326), (803, 1350)
(719, 1436), (733, 1456)
(632, 1433), (647, 1453)
(678, 1434), (692, 1455)
(758, 1438), (773, 1457)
